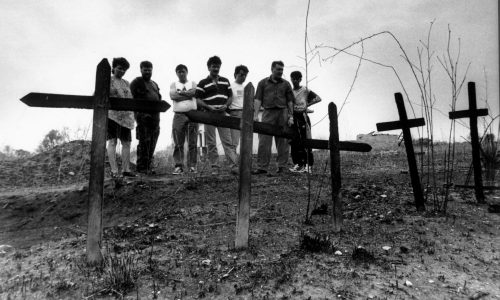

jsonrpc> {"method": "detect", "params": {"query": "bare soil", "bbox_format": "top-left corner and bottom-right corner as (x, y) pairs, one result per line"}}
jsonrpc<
(0, 143), (499, 299)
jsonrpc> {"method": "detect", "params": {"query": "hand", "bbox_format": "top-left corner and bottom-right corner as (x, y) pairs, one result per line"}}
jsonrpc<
(213, 105), (227, 111)
(287, 116), (294, 127)
(253, 114), (259, 122)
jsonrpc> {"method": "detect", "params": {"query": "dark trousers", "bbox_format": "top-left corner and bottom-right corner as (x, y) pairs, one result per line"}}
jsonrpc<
(290, 111), (314, 167)
(136, 122), (160, 172)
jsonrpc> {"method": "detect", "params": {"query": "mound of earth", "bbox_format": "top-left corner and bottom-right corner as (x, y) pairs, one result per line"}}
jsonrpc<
(0, 140), (130, 190)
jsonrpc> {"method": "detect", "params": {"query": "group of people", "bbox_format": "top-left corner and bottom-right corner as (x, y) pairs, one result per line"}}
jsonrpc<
(106, 56), (321, 178)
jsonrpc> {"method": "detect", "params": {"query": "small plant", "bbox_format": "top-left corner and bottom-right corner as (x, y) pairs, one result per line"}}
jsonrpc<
(102, 250), (140, 297)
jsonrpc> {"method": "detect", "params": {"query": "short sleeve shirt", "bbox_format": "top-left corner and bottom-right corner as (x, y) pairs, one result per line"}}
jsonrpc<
(108, 76), (135, 129)
(255, 76), (294, 109)
(195, 76), (232, 109)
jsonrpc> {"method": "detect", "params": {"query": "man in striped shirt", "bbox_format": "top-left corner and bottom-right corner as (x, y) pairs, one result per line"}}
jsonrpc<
(195, 56), (238, 174)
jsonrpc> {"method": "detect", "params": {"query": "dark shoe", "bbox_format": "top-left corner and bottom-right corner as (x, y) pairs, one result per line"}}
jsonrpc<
(251, 169), (267, 175)
(122, 171), (137, 177)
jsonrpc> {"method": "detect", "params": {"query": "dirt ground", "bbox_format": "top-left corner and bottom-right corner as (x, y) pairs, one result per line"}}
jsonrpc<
(0, 142), (499, 299)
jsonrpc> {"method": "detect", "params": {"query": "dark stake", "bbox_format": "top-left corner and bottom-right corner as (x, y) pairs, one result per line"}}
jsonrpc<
(377, 93), (426, 211)
(20, 59), (170, 264)
(449, 82), (488, 204)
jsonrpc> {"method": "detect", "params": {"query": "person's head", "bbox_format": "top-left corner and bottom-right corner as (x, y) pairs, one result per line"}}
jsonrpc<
(175, 64), (188, 82)
(140, 61), (153, 81)
(290, 71), (302, 88)
(271, 61), (284, 80)
(207, 56), (222, 77)
(111, 57), (130, 79)
(234, 65), (249, 84)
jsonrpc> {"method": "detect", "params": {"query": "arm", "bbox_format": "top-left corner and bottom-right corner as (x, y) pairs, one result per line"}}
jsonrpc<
(196, 99), (214, 111)
(169, 82), (192, 102)
(285, 82), (295, 126)
(253, 80), (263, 120)
(307, 90), (322, 107)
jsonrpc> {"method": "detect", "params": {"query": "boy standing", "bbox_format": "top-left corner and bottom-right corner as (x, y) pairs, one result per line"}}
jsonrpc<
(289, 71), (322, 173)
(170, 64), (198, 174)
(107, 57), (135, 178)
(227, 65), (249, 150)
(195, 56), (239, 175)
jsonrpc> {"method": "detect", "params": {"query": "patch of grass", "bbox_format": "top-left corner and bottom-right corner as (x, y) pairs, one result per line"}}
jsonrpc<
(102, 250), (140, 296)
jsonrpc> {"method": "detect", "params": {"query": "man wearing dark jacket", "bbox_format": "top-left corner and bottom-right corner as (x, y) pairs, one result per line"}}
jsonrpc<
(130, 61), (161, 174)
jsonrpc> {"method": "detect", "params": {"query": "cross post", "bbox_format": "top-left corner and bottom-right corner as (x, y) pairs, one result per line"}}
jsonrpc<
(234, 83), (255, 249)
(20, 58), (170, 264)
(449, 82), (488, 204)
(376, 93), (426, 211)
(329, 103), (342, 232)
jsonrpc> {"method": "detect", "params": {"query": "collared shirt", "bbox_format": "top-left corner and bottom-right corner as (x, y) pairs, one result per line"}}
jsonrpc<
(195, 75), (232, 108)
(108, 75), (135, 129)
(130, 77), (162, 123)
(255, 76), (294, 109)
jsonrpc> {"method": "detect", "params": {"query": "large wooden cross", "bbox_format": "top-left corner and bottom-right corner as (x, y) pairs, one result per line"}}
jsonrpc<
(376, 93), (426, 211)
(20, 59), (170, 264)
(186, 95), (372, 247)
(449, 82), (488, 204)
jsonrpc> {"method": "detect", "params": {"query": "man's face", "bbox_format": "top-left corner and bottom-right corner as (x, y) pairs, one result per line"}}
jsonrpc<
(141, 67), (153, 81)
(208, 64), (220, 77)
(235, 70), (247, 84)
(271, 64), (284, 79)
(291, 76), (302, 88)
(176, 69), (188, 82)
(113, 65), (128, 79)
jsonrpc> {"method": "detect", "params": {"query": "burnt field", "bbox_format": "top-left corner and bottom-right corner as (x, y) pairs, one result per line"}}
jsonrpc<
(0, 143), (499, 299)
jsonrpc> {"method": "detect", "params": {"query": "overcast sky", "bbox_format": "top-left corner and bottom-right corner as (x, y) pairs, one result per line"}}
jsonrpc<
(0, 0), (498, 152)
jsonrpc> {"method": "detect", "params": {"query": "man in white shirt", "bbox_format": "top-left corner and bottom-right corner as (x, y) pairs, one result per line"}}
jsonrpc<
(169, 64), (198, 175)
(226, 65), (249, 151)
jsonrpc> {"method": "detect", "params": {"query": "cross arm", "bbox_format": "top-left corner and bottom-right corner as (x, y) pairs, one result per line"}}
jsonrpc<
(449, 108), (488, 120)
(185, 110), (371, 152)
(376, 118), (425, 132)
(20, 92), (170, 113)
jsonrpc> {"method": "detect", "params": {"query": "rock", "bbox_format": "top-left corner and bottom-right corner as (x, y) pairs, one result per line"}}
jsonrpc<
(334, 250), (342, 256)
(380, 194), (387, 198)
(0, 245), (14, 256)
(382, 246), (391, 251)
(68, 171), (75, 176)
(400, 245), (409, 254)
(201, 259), (211, 266)
(404, 280), (413, 287)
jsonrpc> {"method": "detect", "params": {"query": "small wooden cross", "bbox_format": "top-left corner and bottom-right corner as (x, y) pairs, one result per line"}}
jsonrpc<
(20, 59), (170, 264)
(449, 82), (488, 204)
(187, 101), (371, 245)
(376, 93), (426, 211)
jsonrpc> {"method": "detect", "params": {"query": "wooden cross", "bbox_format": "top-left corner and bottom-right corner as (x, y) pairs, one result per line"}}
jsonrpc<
(20, 59), (170, 265)
(187, 100), (371, 246)
(449, 82), (488, 204)
(376, 93), (426, 211)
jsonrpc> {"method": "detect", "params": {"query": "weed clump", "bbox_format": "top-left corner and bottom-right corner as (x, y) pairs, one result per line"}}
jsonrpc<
(300, 232), (335, 253)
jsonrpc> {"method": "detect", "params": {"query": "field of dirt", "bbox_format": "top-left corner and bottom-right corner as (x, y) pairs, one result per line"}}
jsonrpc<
(0, 142), (499, 299)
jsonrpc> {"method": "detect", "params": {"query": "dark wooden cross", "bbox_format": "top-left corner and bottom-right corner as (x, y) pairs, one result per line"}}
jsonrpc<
(20, 59), (170, 265)
(376, 93), (426, 211)
(449, 82), (488, 204)
(187, 100), (371, 246)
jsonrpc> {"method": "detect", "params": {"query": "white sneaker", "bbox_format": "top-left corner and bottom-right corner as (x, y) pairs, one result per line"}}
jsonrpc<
(172, 166), (183, 175)
(305, 164), (312, 174)
(189, 167), (197, 173)
(290, 164), (306, 173)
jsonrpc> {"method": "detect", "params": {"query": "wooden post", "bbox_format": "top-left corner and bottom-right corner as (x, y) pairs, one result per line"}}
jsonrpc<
(468, 83), (485, 203)
(329, 103), (342, 232)
(395, 94), (425, 211)
(235, 83), (255, 249)
(376, 93), (426, 211)
(448, 82), (488, 203)
(86, 59), (110, 265)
